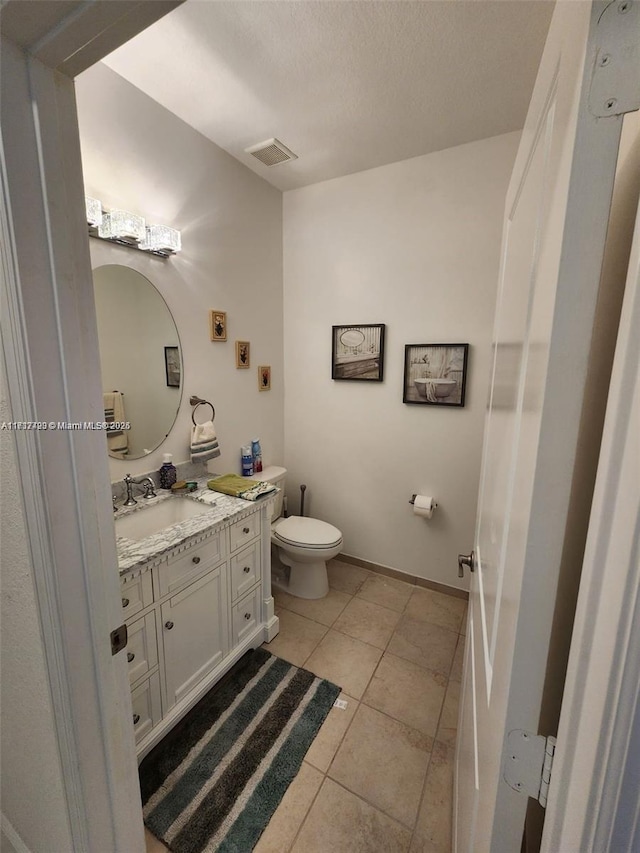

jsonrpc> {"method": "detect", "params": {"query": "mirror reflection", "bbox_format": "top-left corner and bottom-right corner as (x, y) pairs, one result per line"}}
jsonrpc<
(93, 264), (182, 459)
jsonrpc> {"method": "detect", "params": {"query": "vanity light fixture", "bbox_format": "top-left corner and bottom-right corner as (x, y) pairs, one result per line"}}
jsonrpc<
(140, 224), (182, 255)
(98, 208), (146, 244)
(85, 196), (103, 232)
(85, 195), (181, 258)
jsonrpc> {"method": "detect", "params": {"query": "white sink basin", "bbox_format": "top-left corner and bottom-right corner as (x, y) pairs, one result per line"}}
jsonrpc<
(114, 498), (213, 541)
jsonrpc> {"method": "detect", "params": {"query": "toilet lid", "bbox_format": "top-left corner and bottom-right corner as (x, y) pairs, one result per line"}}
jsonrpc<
(274, 516), (342, 549)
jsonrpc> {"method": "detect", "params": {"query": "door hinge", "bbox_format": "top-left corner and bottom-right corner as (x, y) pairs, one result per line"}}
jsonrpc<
(588, 0), (640, 118)
(110, 623), (128, 656)
(503, 730), (557, 808)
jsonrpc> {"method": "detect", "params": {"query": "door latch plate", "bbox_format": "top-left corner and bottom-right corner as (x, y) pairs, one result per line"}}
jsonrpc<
(110, 623), (128, 656)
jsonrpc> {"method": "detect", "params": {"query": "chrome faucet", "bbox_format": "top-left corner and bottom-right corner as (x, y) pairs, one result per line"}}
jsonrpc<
(123, 474), (157, 506)
(139, 477), (157, 499)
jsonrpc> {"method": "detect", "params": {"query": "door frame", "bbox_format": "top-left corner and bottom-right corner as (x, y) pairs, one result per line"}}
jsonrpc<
(542, 173), (640, 853)
(1, 38), (145, 853)
(1, 3), (181, 850)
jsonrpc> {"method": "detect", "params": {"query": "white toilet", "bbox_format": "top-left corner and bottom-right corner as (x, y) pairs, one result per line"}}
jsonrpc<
(253, 466), (343, 599)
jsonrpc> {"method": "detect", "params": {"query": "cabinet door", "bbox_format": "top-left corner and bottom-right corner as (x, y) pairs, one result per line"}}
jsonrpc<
(161, 566), (227, 710)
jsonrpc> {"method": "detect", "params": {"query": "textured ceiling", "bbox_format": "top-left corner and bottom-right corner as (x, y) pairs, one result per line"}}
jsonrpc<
(101, 0), (554, 191)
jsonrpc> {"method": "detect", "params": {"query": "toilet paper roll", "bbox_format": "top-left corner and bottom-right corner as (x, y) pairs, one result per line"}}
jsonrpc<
(413, 495), (436, 519)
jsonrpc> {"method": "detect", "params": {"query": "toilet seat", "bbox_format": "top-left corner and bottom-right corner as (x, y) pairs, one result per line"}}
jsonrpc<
(273, 516), (342, 550)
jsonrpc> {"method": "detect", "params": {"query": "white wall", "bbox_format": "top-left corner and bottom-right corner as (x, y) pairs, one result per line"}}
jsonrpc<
(283, 132), (519, 589)
(75, 63), (284, 481)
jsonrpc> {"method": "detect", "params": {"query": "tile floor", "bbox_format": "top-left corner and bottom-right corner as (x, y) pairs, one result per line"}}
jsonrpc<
(145, 559), (467, 853)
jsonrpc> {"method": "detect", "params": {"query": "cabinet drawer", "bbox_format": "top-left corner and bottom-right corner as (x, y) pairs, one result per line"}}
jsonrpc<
(232, 587), (261, 647)
(230, 540), (261, 601)
(120, 570), (153, 620)
(229, 512), (260, 552)
(157, 532), (225, 598)
(131, 671), (161, 746)
(126, 612), (158, 686)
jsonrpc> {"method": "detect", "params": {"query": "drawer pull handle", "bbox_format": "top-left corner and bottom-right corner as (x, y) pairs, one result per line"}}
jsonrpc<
(192, 556), (201, 565)
(243, 526), (250, 534)
(122, 597), (129, 608)
(244, 612), (251, 620)
(243, 566), (251, 573)
(133, 713), (140, 725)
(165, 620), (174, 630)
(127, 652), (135, 663)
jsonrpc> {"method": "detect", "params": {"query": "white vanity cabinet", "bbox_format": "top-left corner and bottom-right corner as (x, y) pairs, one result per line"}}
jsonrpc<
(118, 500), (278, 757)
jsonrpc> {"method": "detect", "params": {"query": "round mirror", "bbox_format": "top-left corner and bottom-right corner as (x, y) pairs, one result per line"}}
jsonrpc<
(93, 264), (182, 460)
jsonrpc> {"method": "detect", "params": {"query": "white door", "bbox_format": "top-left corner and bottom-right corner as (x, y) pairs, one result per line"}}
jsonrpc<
(454, 2), (633, 850)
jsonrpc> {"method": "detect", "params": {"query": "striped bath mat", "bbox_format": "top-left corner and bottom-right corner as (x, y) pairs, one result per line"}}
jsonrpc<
(140, 648), (340, 853)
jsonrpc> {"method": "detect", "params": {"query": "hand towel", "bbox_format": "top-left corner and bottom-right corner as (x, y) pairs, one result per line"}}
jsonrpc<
(103, 391), (128, 456)
(207, 474), (276, 501)
(190, 420), (221, 463)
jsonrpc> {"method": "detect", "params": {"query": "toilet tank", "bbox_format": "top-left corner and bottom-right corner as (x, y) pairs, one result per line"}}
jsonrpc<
(252, 466), (287, 522)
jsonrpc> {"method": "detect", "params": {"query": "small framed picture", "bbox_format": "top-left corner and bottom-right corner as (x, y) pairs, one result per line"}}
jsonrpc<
(164, 346), (180, 388)
(235, 340), (250, 368)
(331, 324), (385, 381)
(403, 343), (469, 407)
(258, 365), (271, 391)
(209, 310), (227, 341)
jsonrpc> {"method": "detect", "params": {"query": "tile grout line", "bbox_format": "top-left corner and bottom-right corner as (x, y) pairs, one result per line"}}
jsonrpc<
(405, 585), (458, 849)
(278, 587), (462, 665)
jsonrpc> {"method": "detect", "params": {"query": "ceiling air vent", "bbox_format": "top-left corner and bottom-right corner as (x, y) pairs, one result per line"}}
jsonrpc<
(245, 138), (298, 167)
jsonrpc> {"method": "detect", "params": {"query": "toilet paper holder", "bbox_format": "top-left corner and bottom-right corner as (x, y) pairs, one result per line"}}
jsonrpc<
(409, 494), (438, 508)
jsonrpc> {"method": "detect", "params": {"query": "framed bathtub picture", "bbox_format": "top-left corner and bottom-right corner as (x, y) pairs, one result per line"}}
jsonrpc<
(235, 340), (250, 368)
(331, 324), (385, 381)
(403, 343), (469, 406)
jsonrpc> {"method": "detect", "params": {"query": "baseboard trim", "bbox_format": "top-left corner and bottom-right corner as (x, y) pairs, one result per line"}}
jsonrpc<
(337, 552), (469, 601)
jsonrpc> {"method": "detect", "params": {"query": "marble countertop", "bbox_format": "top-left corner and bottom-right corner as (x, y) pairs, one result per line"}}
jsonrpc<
(115, 480), (277, 575)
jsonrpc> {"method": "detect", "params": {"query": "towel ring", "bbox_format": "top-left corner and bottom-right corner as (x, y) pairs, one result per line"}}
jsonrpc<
(191, 400), (215, 426)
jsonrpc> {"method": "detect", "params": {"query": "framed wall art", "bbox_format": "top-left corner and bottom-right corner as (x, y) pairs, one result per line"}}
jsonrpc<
(331, 324), (385, 382)
(258, 365), (271, 391)
(209, 310), (227, 341)
(235, 340), (250, 368)
(164, 346), (181, 387)
(403, 343), (469, 406)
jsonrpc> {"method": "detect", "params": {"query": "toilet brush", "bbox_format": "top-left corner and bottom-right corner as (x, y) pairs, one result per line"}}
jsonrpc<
(300, 484), (307, 517)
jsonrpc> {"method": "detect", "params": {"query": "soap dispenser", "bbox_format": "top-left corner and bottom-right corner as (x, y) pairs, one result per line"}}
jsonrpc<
(159, 453), (177, 489)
